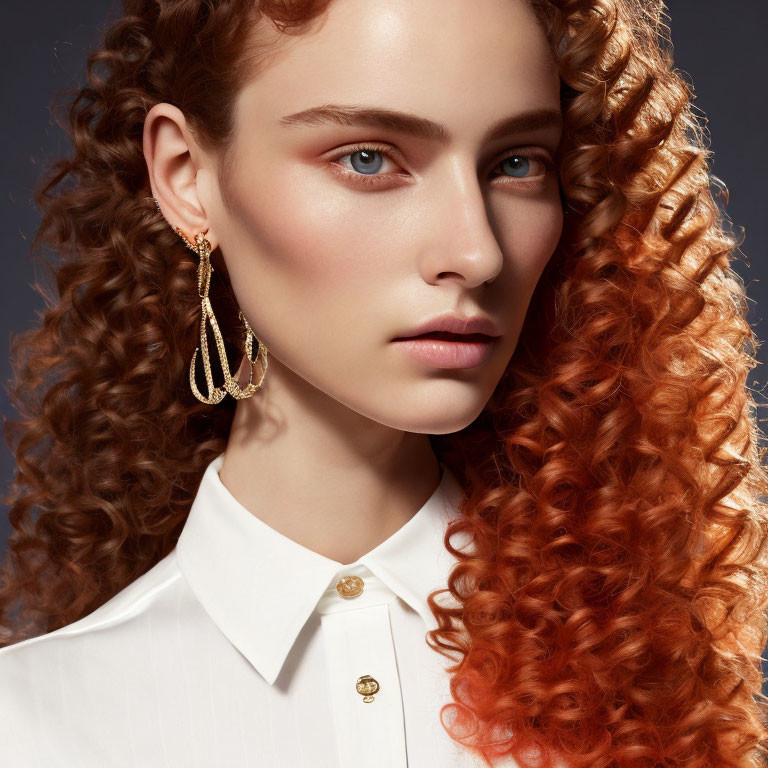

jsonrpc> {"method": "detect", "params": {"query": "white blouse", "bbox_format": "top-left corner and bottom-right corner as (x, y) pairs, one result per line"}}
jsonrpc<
(0, 452), (532, 767)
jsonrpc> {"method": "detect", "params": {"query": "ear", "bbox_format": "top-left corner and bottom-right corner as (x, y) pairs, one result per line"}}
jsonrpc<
(143, 102), (221, 251)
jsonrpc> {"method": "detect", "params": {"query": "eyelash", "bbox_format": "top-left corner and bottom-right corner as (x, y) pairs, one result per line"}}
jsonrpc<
(326, 142), (554, 189)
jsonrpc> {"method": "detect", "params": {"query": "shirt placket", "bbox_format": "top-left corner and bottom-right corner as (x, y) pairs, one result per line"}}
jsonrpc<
(317, 567), (408, 768)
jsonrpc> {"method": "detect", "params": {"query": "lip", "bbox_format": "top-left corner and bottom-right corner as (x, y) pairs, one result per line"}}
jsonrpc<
(392, 336), (497, 369)
(392, 312), (502, 340)
(391, 313), (502, 369)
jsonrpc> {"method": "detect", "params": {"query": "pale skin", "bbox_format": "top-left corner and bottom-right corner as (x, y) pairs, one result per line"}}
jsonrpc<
(144, 0), (563, 564)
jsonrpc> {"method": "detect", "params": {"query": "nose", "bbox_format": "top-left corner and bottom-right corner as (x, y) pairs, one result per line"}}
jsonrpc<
(418, 157), (504, 288)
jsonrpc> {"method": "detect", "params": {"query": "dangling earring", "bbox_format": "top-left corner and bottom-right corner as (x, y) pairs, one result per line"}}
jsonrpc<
(152, 196), (268, 404)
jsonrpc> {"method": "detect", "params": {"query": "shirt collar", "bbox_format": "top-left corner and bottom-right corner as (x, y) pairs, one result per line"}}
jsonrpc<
(176, 452), (466, 686)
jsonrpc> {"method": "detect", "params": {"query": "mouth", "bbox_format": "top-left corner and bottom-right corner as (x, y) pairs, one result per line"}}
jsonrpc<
(391, 331), (499, 369)
(393, 331), (498, 342)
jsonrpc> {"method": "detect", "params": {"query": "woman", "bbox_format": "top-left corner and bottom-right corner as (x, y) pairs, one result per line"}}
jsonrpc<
(1, 0), (766, 766)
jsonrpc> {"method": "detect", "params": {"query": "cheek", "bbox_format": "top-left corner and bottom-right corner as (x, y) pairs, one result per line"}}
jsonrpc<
(224, 162), (392, 297)
(496, 199), (563, 295)
(218, 164), (401, 376)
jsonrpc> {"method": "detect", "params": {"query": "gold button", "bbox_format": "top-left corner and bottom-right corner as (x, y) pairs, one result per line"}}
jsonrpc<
(356, 674), (379, 703)
(335, 575), (364, 598)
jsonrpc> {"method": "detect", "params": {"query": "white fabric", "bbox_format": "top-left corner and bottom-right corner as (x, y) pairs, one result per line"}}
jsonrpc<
(0, 452), (528, 767)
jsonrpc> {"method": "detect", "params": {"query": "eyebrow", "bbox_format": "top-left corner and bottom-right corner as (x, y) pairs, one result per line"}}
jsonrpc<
(279, 104), (562, 146)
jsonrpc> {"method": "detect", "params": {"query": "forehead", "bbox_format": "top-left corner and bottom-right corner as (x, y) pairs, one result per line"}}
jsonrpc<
(236, 0), (560, 138)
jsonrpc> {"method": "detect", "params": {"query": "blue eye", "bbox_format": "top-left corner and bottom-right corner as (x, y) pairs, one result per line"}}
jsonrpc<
(327, 143), (549, 189)
(349, 149), (384, 175)
(499, 155), (531, 177)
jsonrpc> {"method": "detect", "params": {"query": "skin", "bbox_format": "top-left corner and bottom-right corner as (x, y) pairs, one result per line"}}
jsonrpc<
(144, 0), (563, 564)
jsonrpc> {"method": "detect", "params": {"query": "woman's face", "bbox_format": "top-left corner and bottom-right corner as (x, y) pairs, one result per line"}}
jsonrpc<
(199, 0), (562, 434)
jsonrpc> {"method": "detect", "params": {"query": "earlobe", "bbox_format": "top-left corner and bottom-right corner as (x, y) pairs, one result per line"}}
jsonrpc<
(152, 195), (210, 248)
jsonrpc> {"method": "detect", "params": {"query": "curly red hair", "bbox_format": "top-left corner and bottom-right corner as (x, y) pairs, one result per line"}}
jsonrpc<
(2, 2), (767, 767)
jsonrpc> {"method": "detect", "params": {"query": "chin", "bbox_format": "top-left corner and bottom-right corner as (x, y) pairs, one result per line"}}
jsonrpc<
(379, 399), (490, 435)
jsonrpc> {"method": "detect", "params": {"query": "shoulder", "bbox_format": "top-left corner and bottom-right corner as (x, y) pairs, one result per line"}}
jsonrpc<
(0, 550), (186, 756)
(0, 548), (182, 667)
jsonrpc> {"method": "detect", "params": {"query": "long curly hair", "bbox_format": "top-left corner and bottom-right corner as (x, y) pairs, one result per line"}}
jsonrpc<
(2, 1), (767, 766)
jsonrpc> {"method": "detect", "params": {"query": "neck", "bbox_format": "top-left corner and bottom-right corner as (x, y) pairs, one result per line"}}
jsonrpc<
(218, 357), (441, 565)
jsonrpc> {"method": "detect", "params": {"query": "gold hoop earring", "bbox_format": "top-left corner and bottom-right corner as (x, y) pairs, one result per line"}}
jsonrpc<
(152, 196), (269, 404)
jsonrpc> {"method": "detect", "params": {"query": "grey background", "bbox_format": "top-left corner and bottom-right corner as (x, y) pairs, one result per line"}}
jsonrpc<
(1, 0), (767, 674)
